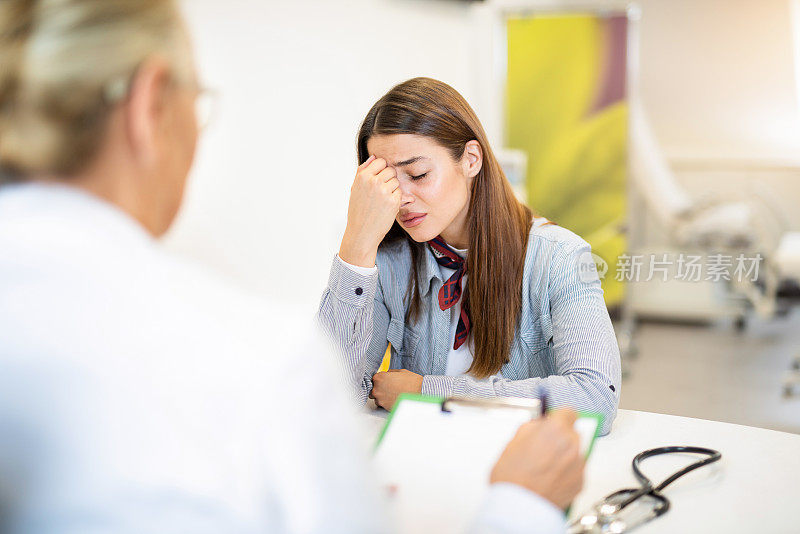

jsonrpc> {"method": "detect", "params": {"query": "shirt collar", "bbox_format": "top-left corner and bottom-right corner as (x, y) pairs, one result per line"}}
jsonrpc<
(417, 240), (467, 297)
(0, 182), (155, 250)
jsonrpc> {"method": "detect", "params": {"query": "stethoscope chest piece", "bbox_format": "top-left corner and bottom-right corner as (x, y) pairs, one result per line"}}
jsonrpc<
(568, 489), (667, 533)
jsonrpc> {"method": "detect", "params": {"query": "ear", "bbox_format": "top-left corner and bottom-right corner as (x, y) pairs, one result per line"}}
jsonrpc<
(123, 56), (172, 169)
(462, 140), (483, 179)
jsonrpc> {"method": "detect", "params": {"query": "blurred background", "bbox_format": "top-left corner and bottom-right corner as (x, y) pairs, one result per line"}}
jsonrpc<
(165, 0), (800, 433)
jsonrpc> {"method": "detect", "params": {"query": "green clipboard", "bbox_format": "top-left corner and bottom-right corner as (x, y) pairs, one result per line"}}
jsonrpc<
(376, 392), (604, 457)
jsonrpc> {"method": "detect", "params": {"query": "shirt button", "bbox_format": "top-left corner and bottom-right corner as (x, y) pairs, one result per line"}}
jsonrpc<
(355, 287), (363, 295)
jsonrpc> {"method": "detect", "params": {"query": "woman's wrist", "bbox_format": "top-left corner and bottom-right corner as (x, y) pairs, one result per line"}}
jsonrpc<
(338, 231), (379, 268)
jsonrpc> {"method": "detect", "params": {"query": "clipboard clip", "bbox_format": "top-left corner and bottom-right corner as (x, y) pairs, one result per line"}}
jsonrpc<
(440, 396), (543, 417)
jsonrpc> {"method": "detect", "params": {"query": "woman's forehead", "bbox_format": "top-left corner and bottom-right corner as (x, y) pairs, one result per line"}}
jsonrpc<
(366, 134), (446, 162)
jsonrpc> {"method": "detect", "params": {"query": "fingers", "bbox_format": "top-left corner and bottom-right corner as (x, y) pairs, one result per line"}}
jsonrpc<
(513, 409), (580, 458)
(376, 167), (397, 183)
(383, 178), (400, 195)
(513, 419), (543, 440)
(544, 410), (583, 469)
(516, 408), (577, 439)
(371, 372), (386, 393)
(356, 158), (397, 195)
(363, 156), (388, 175)
(371, 373), (383, 405)
(548, 408), (578, 429)
(553, 445), (586, 496)
(358, 154), (376, 170)
(549, 431), (582, 470)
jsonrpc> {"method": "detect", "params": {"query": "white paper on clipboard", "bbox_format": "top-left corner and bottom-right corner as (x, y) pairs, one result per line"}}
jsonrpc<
(373, 396), (600, 534)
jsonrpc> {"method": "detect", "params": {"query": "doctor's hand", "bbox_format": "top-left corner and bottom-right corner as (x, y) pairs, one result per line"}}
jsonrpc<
(339, 156), (401, 268)
(490, 409), (585, 510)
(370, 369), (423, 411)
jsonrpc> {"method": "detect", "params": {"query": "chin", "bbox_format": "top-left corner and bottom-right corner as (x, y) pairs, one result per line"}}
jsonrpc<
(404, 225), (440, 244)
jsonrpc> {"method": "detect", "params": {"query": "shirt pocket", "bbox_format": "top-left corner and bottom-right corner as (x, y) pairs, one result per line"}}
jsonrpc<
(519, 314), (553, 355)
(387, 318), (421, 367)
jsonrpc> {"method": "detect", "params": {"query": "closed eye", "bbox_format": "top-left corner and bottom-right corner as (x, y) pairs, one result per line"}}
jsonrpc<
(410, 172), (428, 181)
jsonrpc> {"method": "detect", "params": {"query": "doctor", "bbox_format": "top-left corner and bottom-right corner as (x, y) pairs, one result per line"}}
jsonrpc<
(0, 1), (584, 532)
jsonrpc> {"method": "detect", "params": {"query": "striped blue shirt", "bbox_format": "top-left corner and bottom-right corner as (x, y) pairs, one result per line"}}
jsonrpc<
(318, 218), (621, 434)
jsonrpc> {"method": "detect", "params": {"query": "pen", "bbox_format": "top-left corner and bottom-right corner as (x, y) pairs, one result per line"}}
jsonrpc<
(540, 393), (548, 417)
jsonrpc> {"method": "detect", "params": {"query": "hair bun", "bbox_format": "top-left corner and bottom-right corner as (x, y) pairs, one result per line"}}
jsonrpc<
(1, 0), (185, 181)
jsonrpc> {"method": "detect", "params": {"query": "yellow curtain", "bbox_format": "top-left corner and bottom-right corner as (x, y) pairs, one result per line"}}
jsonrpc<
(506, 15), (627, 306)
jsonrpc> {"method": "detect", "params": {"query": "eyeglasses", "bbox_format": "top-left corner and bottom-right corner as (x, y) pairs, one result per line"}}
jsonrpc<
(104, 73), (220, 131)
(194, 86), (219, 131)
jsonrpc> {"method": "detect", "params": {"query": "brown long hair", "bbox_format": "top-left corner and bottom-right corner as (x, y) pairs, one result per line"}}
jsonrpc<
(357, 77), (533, 378)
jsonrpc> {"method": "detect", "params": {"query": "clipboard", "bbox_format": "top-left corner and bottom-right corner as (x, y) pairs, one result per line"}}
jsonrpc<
(373, 393), (603, 534)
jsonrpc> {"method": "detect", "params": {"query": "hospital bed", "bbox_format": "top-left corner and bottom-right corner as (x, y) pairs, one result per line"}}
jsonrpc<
(623, 100), (800, 394)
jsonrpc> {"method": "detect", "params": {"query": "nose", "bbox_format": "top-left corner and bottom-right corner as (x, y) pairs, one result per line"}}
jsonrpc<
(398, 179), (415, 205)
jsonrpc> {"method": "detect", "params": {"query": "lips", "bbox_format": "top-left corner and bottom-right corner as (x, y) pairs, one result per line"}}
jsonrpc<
(399, 212), (427, 228)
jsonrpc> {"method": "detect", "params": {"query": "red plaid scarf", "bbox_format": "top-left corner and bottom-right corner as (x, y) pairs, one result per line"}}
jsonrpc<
(428, 236), (470, 350)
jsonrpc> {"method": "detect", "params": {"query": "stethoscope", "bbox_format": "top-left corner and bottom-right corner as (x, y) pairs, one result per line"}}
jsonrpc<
(568, 446), (722, 533)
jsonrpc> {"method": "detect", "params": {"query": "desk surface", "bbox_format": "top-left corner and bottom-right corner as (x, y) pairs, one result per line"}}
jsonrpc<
(363, 408), (800, 533)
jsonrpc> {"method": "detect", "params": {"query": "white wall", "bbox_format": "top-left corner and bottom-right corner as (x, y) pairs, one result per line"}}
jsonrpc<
(166, 0), (800, 309)
(166, 0), (476, 307)
(636, 0), (800, 161)
(634, 0), (800, 229)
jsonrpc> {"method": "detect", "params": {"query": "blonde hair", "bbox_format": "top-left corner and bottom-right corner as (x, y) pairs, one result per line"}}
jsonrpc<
(0, 0), (191, 181)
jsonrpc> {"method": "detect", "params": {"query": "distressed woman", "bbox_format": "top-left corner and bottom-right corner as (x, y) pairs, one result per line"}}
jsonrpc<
(318, 77), (621, 434)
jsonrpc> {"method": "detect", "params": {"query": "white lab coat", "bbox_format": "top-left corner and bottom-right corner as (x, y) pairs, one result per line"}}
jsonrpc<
(0, 182), (384, 533)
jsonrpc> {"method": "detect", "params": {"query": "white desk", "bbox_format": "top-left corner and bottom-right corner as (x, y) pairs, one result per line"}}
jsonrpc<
(364, 408), (800, 533)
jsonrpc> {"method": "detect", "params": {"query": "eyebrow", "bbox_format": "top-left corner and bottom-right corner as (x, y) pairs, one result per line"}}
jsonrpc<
(392, 156), (428, 167)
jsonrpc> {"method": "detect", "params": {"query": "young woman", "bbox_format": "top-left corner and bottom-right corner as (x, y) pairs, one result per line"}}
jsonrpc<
(318, 77), (621, 433)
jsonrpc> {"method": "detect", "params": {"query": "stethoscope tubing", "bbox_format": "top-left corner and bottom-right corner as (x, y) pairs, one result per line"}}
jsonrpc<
(610, 445), (722, 516)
